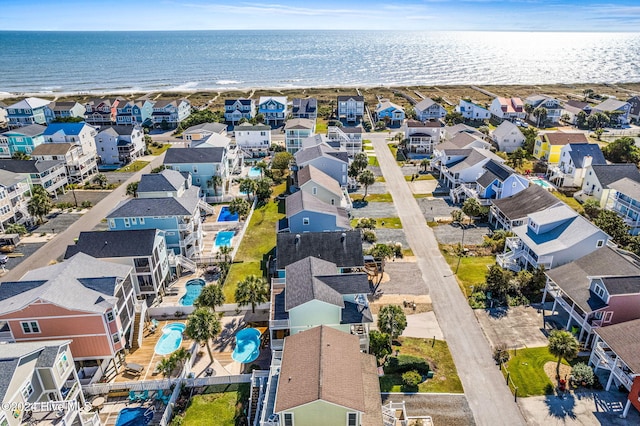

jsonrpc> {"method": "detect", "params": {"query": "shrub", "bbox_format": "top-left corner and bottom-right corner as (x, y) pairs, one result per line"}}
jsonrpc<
(355, 217), (377, 229)
(493, 343), (510, 365)
(402, 370), (423, 387)
(362, 229), (377, 243)
(571, 362), (595, 386)
(385, 355), (430, 375)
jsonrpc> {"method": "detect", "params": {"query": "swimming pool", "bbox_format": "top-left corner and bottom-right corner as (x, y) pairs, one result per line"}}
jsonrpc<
(154, 323), (186, 355)
(217, 206), (239, 222)
(115, 407), (154, 426)
(232, 327), (261, 363)
(179, 278), (205, 306)
(529, 177), (554, 190)
(215, 231), (235, 249)
(248, 167), (262, 178)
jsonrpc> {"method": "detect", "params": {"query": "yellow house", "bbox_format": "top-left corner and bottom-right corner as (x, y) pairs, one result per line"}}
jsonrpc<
(533, 132), (589, 163)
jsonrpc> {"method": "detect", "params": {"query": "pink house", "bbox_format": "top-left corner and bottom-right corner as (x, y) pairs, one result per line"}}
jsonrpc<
(489, 97), (526, 122)
(0, 253), (138, 380)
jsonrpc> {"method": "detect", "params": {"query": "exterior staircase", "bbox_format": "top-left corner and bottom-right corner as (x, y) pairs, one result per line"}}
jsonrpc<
(168, 252), (198, 273)
(198, 200), (216, 215)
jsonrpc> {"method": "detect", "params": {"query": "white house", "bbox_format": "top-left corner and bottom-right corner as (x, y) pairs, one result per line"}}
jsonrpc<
(451, 160), (529, 204)
(41, 122), (99, 183)
(234, 122), (272, 157)
(95, 125), (145, 165)
(151, 99), (191, 128)
(456, 99), (491, 121)
(285, 118), (316, 154)
(562, 100), (592, 125)
(403, 120), (442, 154)
(547, 143), (607, 188)
(438, 147), (505, 190)
(337, 95), (365, 123)
(326, 126), (363, 157)
(414, 98), (446, 121)
(491, 120), (525, 153)
(489, 97), (526, 122)
(577, 164), (640, 207)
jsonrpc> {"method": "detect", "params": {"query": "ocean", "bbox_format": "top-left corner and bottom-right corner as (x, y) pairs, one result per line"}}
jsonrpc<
(1, 30), (640, 94)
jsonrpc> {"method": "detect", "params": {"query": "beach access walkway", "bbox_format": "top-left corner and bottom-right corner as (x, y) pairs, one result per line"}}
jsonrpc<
(369, 133), (526, 426)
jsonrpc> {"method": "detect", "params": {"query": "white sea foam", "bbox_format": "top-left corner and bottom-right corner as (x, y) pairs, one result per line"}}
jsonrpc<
(215, 80), (242, 85)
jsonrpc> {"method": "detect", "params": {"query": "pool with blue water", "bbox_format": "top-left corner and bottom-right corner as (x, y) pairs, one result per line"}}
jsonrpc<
(115, 407), (154, 426)
(180, 278), (205, 306)
(248, 167), (262, 178)
(215, 231), (235, 249)
(154, 323), (186, 355)
(217, 206), (239, 222)
(232, 328), (261, 363)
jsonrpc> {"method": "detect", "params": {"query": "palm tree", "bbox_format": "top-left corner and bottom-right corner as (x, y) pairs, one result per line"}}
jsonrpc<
(235, 275), (269, 314)
(420, 158), (430, 173)
(185, 308), (222, 363)
(218, 245), (232, 264)
(239, 178), (257, 202)
(28, 191), (53, 224)
(524, 103), (534, 119)
(548, 330), (579, 380)
(194, 284), (225, 312)
(12, 151), (31, 160)
(255, 161), (268, 178)
(4, 223), (27, 235)
(209, 175), (223, 196)
(92, 174), (108, 189)
(171, 347), (192, 372)
(357, 169), (376, 201)
(156, 356), (177, 378)
(533, 107), (548, 128)
(126, 181), (139, 198)
(228, 197), (250, 219)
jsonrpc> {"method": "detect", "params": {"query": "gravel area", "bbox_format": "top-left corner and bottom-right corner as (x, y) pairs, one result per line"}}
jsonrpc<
(381, 393), (475, 426)
(1, 242), (47, 273)
(362, 229), (407, 251)
(54, 190), (111, 207)
(350, 181), (387, 195)
(432, 223), (491, 246)
(104, 171), (137, 184)
(368, 165), (383, 177)
(380, 260), (428, 295)
(31, 212), (85, 234)
(400, 163), (421, 176)
(416, 196), (456, 221)
(351, 201), (398, 218)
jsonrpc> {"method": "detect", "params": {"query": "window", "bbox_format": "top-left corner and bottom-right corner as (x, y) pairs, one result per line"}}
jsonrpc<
(603, 311), (614, 323)
(21, 321), (40, 333)
(112, 332), (120, 344)
(56, 353), (70, 375)
(283, 413), (293, 426)
(596, 240), (604, 247)
(124, 218), (130, 228)
(131, 217), (137, 224)
(594, 284), (605, 298)
(21, 381), (34, 399)
(312, 187), (317, 195)
(139, 217), (145, 224)
(302, 217), (310, 225)
(106, 310), (115, 322)
(109, 219), (115, 228)
(347, 413), (357, 426)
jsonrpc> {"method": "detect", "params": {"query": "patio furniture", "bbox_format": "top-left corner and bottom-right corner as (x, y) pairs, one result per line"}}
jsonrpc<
(92, 397), (105, 413)
(123, 362), (144, 376)
(205, 367), (214, 377)
(155, 391), (170, 405)
(128, 390), (149, 403)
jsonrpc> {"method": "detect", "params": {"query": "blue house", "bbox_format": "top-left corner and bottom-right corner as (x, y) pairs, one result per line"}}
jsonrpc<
(116, 99), (155, 126)
(44, 101), (86, 123)
(258, 96), (288, 127)
(294, 136), (349, 188)
(106, 170), (210, 259)
(375, 99), (405, 126)
(451, 159), (528, 204)
(0, 124), (47, 158)
(278, 190), (350, 234)
(163, 147), (229, 201)
(6, 97), (51, 128)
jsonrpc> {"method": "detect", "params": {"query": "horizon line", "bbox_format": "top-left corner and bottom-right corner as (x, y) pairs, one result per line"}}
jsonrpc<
(1, 29), (640, 33)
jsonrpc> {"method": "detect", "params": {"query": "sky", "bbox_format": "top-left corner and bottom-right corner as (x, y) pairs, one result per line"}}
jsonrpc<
(2, 0), (640, 31)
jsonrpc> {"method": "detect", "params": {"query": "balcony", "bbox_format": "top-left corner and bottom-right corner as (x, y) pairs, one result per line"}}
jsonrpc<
(505, 237), (523, 252)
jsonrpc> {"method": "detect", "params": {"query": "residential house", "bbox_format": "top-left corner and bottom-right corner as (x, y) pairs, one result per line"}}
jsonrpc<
(84, 98), (124, 125)
(490, 184), (562, 230)
(491, 120), (525, 153)
(6, 97), (51, 128)
(0, 124), (46, 158)
(269, 257), (372, 353)
(524, 95), (562, 125)
(0, 159), (68, 196)
(95, 125), (145, 165)
(606, 178), (640, 235)
(291, 98), (318, 120)
(275, 230), (364, 275)
(285, 118), (316, 154)
(456, 99), (491, 121)
(31, 144), (91, 186)
(337, 95), (365, 123)
(431, 132), (491, 173)
(115, 99), (154, 127)
(0, 340), (98, 426)
(547, 143), (607, 188)
(258, 96), (288, 127)
(578, 164), (640, 207)
(593, 99), (631, 126)
(294, 137), (349, 188)
(543, 246), (640, 347)
(489, 97), (526, 122)
(224, 98), (255, 124)
(497, 203), (609, 271)
(41, 122), (98, 183)
(0, 169), (32, 230)
(44, 101), (86, 123)
(452, 160), (529, 205)
(533, 132), (589, 163)
(164, 147), (229, 200)
(0, 252), (138, 381)
(375, 99), (405, 126)
(562, 100), (592, 125)
(233, 123), (271, 157)
(278, 190), (350, 233)
(627, 96), (640, 123)
(65, 229), (170, 299)
(437, 147), (504, 190)
(589, 320), (640, 418)
(182, 122), (228, 143)
(403, 120), (442, 155)
(151, 99), (191, 129)
(326, 126), (363, 157)
(0, 101), (7, 128)
(296, 165), (351, 210)
(414, 97), (446, 121)
(106, 169), (208, 259)
(443, 123), (486, 140)
(263, 326), (382, 426)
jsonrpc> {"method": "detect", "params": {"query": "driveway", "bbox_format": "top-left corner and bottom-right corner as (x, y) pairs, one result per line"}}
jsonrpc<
(381, 393), (476, 426)
(370, 133), (525, 425)
(475, 305), (550, 350)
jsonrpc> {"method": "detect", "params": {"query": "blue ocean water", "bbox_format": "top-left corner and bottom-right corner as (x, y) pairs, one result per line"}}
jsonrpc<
(1, 30), (639, 94)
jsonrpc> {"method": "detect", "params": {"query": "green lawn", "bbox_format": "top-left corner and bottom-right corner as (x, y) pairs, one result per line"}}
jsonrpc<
(375, 176), (386, 182)
(315, 118), (328, 133)
(552, 192), (584, 214)
(180, 384), (249, 426)
(349, 193), (393, 202)
(379, 337), (463, 393)
(414, 193), (433, 199)
(223, 183), (286, 302)
(442, 250), (494, 296)
(364, 146), (375, 151)
(350, 217), (402, 229)
(502, 347), (570, 397)
(148, 143), (171, 155)
(368, 156), (380, 166)
(115, 161), (150, 172)
(404, 174), (435, 181)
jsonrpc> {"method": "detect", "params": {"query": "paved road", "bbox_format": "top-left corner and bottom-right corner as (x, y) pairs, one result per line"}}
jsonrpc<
(2, 154), (166, 281)
(369, 134), (526, 426)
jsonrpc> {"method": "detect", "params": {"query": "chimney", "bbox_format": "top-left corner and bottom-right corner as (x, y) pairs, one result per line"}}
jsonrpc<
(583, 155), (593, 169)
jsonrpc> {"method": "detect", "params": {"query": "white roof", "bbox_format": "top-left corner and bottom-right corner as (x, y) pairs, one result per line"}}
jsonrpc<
(492, 120), (523, 139)
(9, 97), (51, 110)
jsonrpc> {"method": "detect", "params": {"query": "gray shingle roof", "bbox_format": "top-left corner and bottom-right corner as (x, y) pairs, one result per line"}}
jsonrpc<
(601, 276), (640, 295)
(609, 177), (640, 200)
(64, 229), (159, 259)
(337, 95), (364, 102)
(492, 120), (523, 140)
(476, 170), (500, 188)
(295, 140), (348, 165)
(276, 230), (364, 270)
(164, 147), (225, 164)
(292, 98), (317, 114)
(1, 124), (46, 137)
(545, 246), (640, 312)
(594, 98), (630, 112)
(284, 118), (315, 130)
(590, 164), (640, 188)
(567, 143), (606, 168)
(31, 143), (74, 156)
(0, 253), (131, 314)
(414, 98), (437, 110)
(0, 169), (27, 188)
(285, 191), (350, 229)
(107, 187), (201, 218)
(284, 257), (343, 310)
(448, 148), (503, 173)
(137, 169), (186, 193)
(0, 159), (64, 174)
(492, 184), (560, 221)
(297, 165), (342, 196)
(595, 319), (640, 373)
(98, 125), (138, 136)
